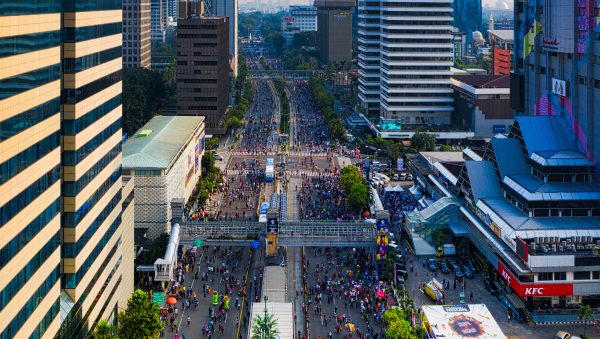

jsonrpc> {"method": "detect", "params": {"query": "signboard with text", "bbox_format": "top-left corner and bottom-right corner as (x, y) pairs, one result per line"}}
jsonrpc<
(497, 262), (573, 297)
(266, 218), (279, 234)
(152, 292), (165, 305)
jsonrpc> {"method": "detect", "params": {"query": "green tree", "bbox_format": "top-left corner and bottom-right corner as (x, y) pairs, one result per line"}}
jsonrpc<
(383, 308), (417, 339)
(340, 166), (363, 192)
(266, 32), (285, 52)
(411, 132), (436, 152)
(205, 137), (220, 150)
(439, 144), (453, 152)
(251, 313), (279, 339)
(93, 320), (117, 339)
(227, 116), (243, 130)
(122, 68), (170, 136)
(202, 153), (216, 176)
(578, 304), (595, 337)
(347, 183), (370, 211)
(118, 290), (163, 339)
(292, 31), (317, 49)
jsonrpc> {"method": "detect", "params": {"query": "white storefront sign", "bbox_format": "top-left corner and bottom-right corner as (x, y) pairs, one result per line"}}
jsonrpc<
(552, 78), (567, 97)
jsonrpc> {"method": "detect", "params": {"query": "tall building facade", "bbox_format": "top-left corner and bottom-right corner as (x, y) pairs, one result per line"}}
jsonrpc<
(511, 0), (600, 170)
(151, 0), (168, 42)
(214, 0), (239, 77)
(488, 30), (513, 76)
(289, 5), (318, 32)
(168, 0), (179, 19)
(453, 0), (482, 36)
(0, 2), (134, 338)
(123, 0), (152, 68)
(358, 0), (454, 126)
(176, 15), (230, 129)
(315, 0), (354, 65)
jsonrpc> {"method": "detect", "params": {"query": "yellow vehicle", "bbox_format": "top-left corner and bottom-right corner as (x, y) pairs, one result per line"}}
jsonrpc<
(423, 278), (444, 304)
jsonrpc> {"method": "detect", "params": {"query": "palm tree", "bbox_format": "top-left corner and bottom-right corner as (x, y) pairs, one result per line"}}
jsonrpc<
(578, 304), (595, 337)
(251, 313), (279, 339)
(94, 319), (117, 339)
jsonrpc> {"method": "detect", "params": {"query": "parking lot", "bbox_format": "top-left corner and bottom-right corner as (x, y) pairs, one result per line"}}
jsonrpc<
(395, 240), (591, 339)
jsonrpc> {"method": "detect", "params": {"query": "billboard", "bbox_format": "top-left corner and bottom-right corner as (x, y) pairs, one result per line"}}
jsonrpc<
(397, 158), (404, 171)
(497, 262), (573, 297)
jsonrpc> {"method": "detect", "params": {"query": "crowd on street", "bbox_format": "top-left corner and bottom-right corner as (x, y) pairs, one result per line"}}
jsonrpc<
(300, 248), (393, 339)
(380, 192), (417, 222)
(298, 174), (359, 221)
(288, 80), (333, 153)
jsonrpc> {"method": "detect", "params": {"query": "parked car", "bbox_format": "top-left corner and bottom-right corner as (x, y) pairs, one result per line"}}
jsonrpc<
(554, 331), (573, 339)
(452, 263), (464, 279)
(427, 258), (437, 272)
(463, 265), (474, 279)
(400, 173), (407, 181)
(439, 260), (450, 274)
(392, 174), (399, 181)
(214, 153), (223, 161)
(483, 277), (499, 296)
(406, 174), (414, 181)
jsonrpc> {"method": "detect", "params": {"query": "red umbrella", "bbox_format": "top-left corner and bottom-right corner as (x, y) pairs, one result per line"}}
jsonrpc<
(166, 297), (177, 305)
(362, 211), (371, 217)
(375, 290), (386, 299)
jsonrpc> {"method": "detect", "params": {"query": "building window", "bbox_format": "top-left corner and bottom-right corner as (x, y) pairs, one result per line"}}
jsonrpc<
(554, 272), (566, 281)
(538, 272), (553, 281)
(592, 271), (600, 280)
(578, 76), (587, 85)
(595, 79), (600, 89)
(574, 271), (590, 280)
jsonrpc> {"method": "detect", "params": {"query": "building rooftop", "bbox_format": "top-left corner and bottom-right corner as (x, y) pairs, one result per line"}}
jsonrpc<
(452, 74), (510, 89)
(488, 29), (514, 42)
(123, 115), (204, 171)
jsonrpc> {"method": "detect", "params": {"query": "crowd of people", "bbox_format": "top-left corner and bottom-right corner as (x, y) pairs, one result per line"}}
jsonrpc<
(298, 174), (359, 221)
(161, 246), (253, 338)
(299, 248), (392, 339)
(288, 80), (333, 153)
(380, 192), (417, 222)
(238, 79), (278, 151)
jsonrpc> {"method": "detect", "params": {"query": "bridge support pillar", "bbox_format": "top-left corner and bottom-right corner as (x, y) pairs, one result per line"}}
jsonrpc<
(266, 208), (279, 256)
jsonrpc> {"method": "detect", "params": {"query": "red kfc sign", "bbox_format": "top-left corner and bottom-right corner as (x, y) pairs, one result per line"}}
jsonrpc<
(497, 262), (573, 297)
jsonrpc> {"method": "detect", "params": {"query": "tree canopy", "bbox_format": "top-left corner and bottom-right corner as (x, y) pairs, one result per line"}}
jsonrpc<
(118, 290), (163, 339)
(93, 320), (117, 339)
(122, 68), (171, 136)
(340, 166), (370, 213)
(410, 132), (436, 152)
(251, 313), (279, 339)
(292, 31), (317, 49)
(383, 308), (417, 339)
(308, 76), (347, 143)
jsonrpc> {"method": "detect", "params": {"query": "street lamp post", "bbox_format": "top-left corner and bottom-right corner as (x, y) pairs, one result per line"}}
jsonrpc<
(263, 295), (268, 339)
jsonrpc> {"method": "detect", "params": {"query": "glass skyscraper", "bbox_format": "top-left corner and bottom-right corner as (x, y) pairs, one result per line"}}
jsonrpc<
(453, 0), (482, 35)
(0, 1), (134, 338)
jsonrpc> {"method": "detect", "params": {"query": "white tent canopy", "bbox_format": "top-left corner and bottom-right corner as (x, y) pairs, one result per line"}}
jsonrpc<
(384, 184), (403, 192)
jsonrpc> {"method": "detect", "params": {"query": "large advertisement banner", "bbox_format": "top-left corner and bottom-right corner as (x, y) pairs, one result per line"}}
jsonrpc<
(497, 262), (573, 297)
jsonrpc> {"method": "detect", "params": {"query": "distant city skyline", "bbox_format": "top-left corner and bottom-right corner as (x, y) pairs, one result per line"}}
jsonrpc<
(238, 0), (513, 9)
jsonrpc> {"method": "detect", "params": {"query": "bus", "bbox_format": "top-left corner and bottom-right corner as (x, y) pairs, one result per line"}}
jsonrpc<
(259, 202), (270, 223)
(265, 165), (274, 182)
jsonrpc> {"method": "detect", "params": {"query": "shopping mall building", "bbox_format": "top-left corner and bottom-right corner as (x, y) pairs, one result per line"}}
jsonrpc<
(405, 115), (600, 323)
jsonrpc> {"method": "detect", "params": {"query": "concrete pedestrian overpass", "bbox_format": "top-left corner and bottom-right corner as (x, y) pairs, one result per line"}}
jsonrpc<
(177, 220), (377, 247)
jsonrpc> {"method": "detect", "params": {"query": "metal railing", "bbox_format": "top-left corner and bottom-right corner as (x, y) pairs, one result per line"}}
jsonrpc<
(178, 220), (377, 241)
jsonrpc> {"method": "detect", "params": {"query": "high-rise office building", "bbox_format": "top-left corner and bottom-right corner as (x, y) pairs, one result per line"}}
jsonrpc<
(511, 0), (600, 169)
(151, 0), (168, 42)
(315, 0), (354, 65)
(453, 0), (482, 36)
(214, 0), (239, 77)
(358, 0), (454, 126)
(123, 0), (152, 68)
(168, 0), (179, 19)
(0, 2), (134, 338)
(176, 10), (230, 130)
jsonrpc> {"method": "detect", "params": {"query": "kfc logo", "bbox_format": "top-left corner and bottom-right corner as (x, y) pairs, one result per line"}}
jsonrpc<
(501, 270), (511, 284)
(524, 287), (544, 296)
